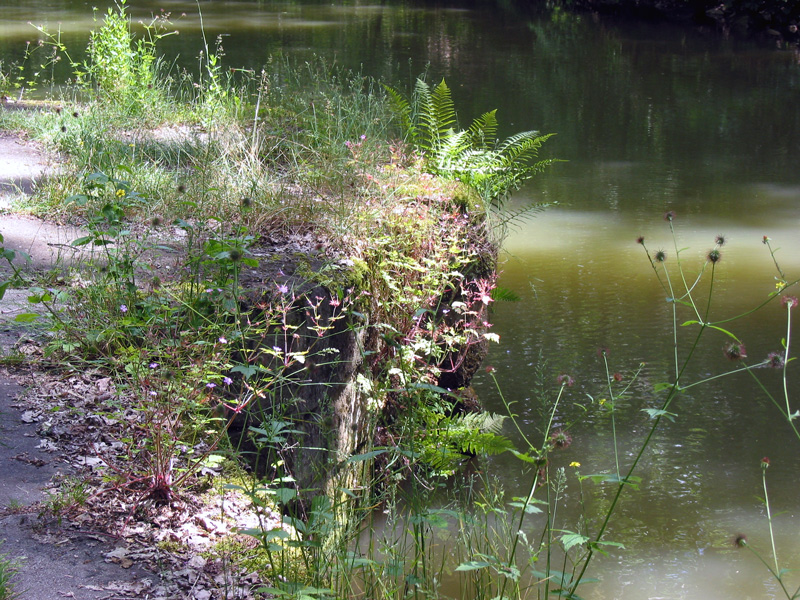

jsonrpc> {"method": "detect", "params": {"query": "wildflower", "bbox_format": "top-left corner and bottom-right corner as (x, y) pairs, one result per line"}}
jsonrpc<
(485, 366), (496, 373)
(556, 373), (575, 387)
(763, 235), (770, 244)
(360, 134), (366, 140)
(761, 456), (770, 468)
(149, 391), (157, 397)
(776, 280), (787, 291)
(276, 283), (289, 295)
(782, 296), (798, 309)
(707, 249), (721, 264)
(548, 429), (572, 449)
(116, 188), (126, 198)
(149, 362), (159, 369)
(715, 234), (726, 246)
(733, 534), (747, 548)
(723, 342), (747, 361)
(654, 250), (667, 262)
(218, 336), (227, 344)
(206, 382), (216, 390)
(636, 236), (645, 245)
(223, 376), (233, 386)
(766, 352), (785, 369)
(613, 372), (623, 382)
(664, 210), (676, 222)
(120, 304), (128, 313)
(569, 461), (581, 468)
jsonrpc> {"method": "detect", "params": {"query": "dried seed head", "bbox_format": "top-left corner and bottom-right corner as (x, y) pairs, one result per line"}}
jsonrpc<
(723, 342), (747, 361)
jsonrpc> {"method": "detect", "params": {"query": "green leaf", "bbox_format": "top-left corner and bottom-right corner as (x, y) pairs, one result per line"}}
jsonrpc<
(510, 450), (539, 463)
(230, 364), (257, 378)
(0, 281), (9, 301)
(641, 408), (677, 422)
(560, 532), (589, 552)
(508, 501), (542, 514)
(455, 560), (493, 571)
(14, 313), (41, 323)
(71, 235), (95, 247)
(708, 325), (741, 341)
(346, 449), (387, 463)
(653, 382), (675, 393)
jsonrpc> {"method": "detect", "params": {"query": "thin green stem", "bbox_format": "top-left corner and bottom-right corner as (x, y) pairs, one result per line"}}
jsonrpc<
(670, 220), (701, 322)
(762, 466), (780, 577)
(743, 542), (792, 599)
(783, 304), (793, 419)
(498, 383), (566, 600)
(570, 325), (706, 593)
(601, 353), (620, 478)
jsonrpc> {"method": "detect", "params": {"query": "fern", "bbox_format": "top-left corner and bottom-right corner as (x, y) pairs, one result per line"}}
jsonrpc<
(417, 408), (513, 474)
(384, 77), (557, 209)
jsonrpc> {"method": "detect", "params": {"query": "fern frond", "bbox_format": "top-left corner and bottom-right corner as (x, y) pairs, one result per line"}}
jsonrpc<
(430, 79), (457, 141)
(467, 110), (498, 150)
(383, 83), (413, 140)
(491, 286), (521, 302)
(459, 431), (515, 456)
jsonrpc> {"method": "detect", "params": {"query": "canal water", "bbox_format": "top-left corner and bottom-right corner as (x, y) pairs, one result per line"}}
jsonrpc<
(2, 1), (800, 598)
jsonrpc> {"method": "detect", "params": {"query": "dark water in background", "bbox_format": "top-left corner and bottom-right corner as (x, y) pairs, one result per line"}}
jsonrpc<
(3, 2), (800, 597)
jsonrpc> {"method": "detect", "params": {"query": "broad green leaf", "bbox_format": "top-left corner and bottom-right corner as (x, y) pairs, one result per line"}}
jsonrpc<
(455, 560), (492, 571)
(641, 408), (677, 422)
(230, 364), (257, 378)
(560, 532), (589, 552)
(71, 235), (94, 247)
(14, 313), (41, 323)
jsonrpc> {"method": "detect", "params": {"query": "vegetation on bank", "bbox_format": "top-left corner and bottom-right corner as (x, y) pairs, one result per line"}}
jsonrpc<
(548, 0), (800, 45)
(2, 3), (800, 600)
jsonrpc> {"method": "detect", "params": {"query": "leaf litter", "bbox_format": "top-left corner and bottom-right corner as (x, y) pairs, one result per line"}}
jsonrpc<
(2, 362), (285, 599)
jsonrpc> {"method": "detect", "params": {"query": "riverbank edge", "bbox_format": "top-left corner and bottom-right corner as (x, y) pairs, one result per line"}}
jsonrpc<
(0, 86), (501, 596)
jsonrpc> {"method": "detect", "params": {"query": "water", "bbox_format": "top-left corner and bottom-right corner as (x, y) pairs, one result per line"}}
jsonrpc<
(3, 1), (800, 597)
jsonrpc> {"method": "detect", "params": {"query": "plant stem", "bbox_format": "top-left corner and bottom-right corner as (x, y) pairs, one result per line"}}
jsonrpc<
(762, 466), (780, 577)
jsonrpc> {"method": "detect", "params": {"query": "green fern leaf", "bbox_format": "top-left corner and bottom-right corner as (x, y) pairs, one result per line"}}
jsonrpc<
(467, 110), (498, 150)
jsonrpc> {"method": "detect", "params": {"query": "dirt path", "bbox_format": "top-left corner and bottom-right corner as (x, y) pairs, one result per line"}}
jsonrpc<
(0, 131), (160, 599)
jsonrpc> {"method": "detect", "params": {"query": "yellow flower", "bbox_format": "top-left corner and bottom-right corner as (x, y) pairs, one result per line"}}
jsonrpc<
(569, 462), (581, 468)
(115, 188), (125, 198)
